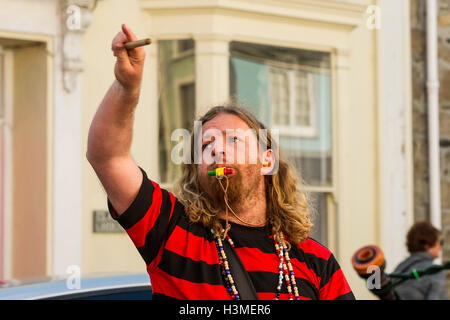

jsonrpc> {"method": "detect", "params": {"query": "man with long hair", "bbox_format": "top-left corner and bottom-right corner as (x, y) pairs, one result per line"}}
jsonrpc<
(87, 24), (355, 300)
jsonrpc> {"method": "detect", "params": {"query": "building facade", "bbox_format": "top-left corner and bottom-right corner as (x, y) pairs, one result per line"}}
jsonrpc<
(0, 0), (446, 299)
(410, 0), (450, 293)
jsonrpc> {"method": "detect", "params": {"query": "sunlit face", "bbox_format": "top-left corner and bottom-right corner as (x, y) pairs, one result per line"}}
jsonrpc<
(197, 113), (265, 208)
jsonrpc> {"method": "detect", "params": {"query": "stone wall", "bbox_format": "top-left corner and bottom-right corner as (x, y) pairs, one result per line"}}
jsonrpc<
(437, 0), (450, 297)
(410, 0), (450, 297)
(411, 0), (429, 223)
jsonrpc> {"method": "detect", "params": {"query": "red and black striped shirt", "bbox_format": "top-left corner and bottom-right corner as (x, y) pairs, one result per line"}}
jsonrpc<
(108, 168), (355, 300)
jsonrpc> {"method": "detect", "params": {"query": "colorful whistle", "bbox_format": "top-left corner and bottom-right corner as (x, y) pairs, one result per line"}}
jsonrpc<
(208, 167), (234, 177)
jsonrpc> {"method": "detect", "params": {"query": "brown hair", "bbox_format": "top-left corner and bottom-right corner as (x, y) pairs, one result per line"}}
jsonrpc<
(173, 105), (314, 245)
(406, 221), (440, 253)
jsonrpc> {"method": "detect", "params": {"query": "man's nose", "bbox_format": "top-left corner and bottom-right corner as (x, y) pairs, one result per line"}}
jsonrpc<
(211, 138), (226, 162)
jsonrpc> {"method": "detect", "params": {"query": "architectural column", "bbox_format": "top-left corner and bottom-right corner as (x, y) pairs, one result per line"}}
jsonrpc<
(194, 35), (230, 115)
(334, 47), (351, 262)
(147, 39), (159, 177)
(377, 0), (414, 271)
(52, 0), (96, 276)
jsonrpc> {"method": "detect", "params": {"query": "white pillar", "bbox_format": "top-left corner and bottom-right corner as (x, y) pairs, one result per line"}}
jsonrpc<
(334, 47), (351, 262)
(194, 35), (230, 115)
(147, 38), (160, 178)
(52, 0), (95, 276)
(426, 0), (441, 233)
(377, 0), (413, 271)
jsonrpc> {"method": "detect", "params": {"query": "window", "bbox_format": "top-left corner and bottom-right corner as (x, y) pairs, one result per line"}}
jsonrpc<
(179, 82), (195, 129)
(176, 39), (194, 53)
(172, 39), (195, 59)
(158, 39), (196, 184)
(230, 42), (333, 246)
(270, 68), (289, 126)
(269, 68), (317, 137)
(295, 71), (314, 127)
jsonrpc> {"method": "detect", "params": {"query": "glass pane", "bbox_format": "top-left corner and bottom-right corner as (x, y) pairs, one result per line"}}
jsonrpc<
(295, 71), (310, 126)
(269, 69), (290, 126)
(158, 39), (196, 184)
(180, 82), (196, 129)
(283, 146), (332, 187)
(229, 41), (332, 187)
(176, 39), (194, 53)
(309, 192), (328, 246)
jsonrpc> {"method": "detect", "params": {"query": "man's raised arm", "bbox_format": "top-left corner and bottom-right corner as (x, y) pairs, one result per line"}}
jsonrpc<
(86, 24), (146, 216)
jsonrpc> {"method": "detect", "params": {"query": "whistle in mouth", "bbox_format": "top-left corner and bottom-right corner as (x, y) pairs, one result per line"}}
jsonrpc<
(208, 167), (234, 177)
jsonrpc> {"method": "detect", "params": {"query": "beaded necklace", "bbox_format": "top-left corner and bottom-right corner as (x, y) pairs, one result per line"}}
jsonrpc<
(212, 171), (300, 300)
(212, 228), (300, 300)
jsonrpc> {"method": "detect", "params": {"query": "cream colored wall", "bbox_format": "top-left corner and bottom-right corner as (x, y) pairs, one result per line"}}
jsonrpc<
(12, 43), (48, 279)
(81, 0), (155, 274)
(337, 21), (378, 300)
(80, 0), (407, 301)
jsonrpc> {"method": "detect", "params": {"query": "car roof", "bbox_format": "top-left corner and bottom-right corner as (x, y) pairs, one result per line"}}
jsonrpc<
(0, 273), (151, 300)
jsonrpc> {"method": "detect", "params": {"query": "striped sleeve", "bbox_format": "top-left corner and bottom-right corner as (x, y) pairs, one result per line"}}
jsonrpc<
(319, 253), (355, 300)
(107, 167), (179, 272)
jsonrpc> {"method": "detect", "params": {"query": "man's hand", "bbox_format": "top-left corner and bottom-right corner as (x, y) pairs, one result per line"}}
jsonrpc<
(111, 24), (146, 92)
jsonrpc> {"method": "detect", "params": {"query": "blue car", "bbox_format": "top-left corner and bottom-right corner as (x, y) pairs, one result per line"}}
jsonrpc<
(0, 273), (152, 300)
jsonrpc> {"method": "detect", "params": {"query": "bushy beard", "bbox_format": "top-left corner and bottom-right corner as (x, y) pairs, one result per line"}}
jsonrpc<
(199, 165), (261, 211)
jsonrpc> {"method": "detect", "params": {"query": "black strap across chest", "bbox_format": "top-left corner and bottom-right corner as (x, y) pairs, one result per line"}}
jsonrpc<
(222, 239), (260, 300)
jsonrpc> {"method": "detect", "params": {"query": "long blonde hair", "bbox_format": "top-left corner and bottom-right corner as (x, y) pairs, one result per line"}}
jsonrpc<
(173, 105), (314, 245)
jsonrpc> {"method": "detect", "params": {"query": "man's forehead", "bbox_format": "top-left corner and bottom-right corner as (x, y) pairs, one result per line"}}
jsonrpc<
(201, 113), (251, 132)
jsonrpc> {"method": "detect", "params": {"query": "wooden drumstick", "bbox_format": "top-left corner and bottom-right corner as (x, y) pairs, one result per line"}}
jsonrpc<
(124, 38), (152, 50)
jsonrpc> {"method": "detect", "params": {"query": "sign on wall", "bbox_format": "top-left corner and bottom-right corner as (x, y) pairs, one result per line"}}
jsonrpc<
(93, 210), (124, 233)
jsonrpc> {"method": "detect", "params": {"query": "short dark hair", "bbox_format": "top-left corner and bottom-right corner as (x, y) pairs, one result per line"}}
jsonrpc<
(406, 221), (440, 253)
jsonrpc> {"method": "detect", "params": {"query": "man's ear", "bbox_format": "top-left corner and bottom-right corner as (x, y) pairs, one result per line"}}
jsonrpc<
(260, 149), (275, 175)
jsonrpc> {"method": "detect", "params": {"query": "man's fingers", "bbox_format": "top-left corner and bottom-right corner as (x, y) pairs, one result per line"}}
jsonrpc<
(120, 24), (146, 62)
(122, 24), (137, 42)
(110, 31), (129, 61)
(111, 25), (145, 66)
(111, 32), (126, 51)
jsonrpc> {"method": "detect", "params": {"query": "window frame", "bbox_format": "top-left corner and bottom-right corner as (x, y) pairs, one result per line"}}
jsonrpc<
(157, 38), (197, 189)
(269, 67), (318, 138)
(172, 39), (195, 60)
(258, 46), (335, 249)
(159, 37), (339, 252)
